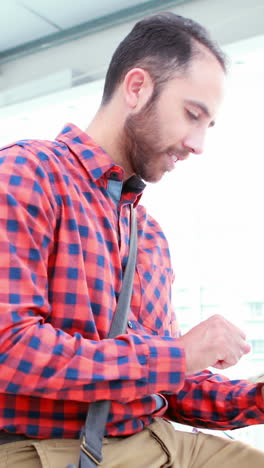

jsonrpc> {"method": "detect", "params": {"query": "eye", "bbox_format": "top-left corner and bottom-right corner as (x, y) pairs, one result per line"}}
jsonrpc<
(186, 109), (200, 121)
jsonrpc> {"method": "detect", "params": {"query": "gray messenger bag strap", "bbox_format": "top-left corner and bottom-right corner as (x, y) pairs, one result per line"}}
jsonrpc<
(67, 204), (138, 468)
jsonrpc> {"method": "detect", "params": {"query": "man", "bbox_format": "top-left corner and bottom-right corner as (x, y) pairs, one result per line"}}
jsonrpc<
(0, 11), (263, 468)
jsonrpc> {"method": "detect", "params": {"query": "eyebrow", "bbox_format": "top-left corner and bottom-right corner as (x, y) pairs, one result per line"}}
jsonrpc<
(185, 99), (215, 127)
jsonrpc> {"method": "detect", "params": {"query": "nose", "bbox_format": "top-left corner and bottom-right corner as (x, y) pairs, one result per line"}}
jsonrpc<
(182, 128), (207, 155)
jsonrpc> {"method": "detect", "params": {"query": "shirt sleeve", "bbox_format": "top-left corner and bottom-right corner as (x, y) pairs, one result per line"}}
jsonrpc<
(164, 369), (264, 430)
(0, 144), (186, 404)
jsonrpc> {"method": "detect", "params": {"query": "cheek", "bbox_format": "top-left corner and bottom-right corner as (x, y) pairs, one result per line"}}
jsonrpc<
(160, 119), (184, 147)
(156, 105), (185, 141)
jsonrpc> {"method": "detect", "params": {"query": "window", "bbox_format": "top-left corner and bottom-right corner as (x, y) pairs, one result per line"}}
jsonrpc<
(247, 302), (264, 320)
(251, 340), (264, 355)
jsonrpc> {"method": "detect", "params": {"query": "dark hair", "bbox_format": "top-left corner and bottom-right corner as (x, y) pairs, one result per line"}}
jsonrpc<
(102, 12), (227, 104)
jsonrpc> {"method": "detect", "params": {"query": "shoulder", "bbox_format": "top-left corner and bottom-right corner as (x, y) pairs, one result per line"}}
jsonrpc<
(0, 138), (69, 210)
(0, 138), (69, 184)
(0, 137), (67, 165)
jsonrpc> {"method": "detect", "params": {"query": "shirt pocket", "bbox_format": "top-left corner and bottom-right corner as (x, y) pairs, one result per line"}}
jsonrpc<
(134, 263), (176, 336)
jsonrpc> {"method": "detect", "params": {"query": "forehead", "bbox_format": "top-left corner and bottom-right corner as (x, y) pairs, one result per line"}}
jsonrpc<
(161, 54), (226, 117)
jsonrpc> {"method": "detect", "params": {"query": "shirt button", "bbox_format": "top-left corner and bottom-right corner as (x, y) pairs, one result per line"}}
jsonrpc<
(110, 172), (119, 180)
(127, 321), (133, 329)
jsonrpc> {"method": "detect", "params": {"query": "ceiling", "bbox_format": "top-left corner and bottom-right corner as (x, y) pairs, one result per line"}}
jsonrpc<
(0, 0), (264, 106)
(0, 0), (191, 61)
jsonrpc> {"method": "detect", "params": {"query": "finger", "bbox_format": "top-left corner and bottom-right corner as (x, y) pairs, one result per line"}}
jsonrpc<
(228, 321), (247, 341)
(241, 342), (251, 355)
(213, 347), (244, 368)
(236, 337), (251, 355)
(213, 360), (232, 370)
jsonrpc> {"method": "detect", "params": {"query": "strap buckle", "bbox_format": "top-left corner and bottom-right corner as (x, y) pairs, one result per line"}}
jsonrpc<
(80, 436), (102, 466)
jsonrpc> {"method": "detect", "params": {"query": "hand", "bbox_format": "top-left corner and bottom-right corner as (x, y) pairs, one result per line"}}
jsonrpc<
(178, 314), (251, 375)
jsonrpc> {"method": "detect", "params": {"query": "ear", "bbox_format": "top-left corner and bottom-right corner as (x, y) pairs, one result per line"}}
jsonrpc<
(123, 68), (154, 111)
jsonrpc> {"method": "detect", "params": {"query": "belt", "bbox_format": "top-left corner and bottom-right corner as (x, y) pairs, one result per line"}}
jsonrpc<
(0, 430), (29, 445)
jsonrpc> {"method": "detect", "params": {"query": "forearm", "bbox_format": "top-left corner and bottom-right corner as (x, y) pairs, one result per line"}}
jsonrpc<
(0, 305), (186, 402)
(164, 370), (264, 430)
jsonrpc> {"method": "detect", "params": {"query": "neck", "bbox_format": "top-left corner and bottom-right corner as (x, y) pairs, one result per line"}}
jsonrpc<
(85, 103), (134, 180)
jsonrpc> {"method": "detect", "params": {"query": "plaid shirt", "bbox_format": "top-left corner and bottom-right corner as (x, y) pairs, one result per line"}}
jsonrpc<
(0, 123), (263, 439)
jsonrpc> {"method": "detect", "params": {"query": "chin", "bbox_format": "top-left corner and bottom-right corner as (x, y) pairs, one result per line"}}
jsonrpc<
(137, 161), (165, 183)
(142, 172), (164, 184)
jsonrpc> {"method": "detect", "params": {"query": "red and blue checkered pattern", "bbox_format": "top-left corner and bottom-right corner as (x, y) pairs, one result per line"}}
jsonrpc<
(0, 123), (263, 439)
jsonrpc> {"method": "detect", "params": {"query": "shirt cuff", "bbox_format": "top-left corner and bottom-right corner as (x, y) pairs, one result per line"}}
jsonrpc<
(144, 335), (186, 395)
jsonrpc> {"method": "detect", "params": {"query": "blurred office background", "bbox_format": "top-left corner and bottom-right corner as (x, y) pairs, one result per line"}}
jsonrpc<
(0, 0), (263, 449)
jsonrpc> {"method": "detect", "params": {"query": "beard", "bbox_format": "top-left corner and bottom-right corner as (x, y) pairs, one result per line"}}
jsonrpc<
(122, 100), (170, 183)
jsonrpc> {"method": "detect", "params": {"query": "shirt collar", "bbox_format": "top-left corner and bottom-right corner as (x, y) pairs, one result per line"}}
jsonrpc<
(56, 123), (122, 182)
(56, 123), (146, 204)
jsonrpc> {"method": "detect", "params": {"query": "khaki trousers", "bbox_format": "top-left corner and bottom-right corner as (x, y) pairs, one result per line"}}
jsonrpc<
(0, 418), (263, 468)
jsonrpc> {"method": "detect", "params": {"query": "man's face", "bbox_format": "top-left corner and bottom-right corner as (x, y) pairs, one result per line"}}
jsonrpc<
(123, 54), (225, 183)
